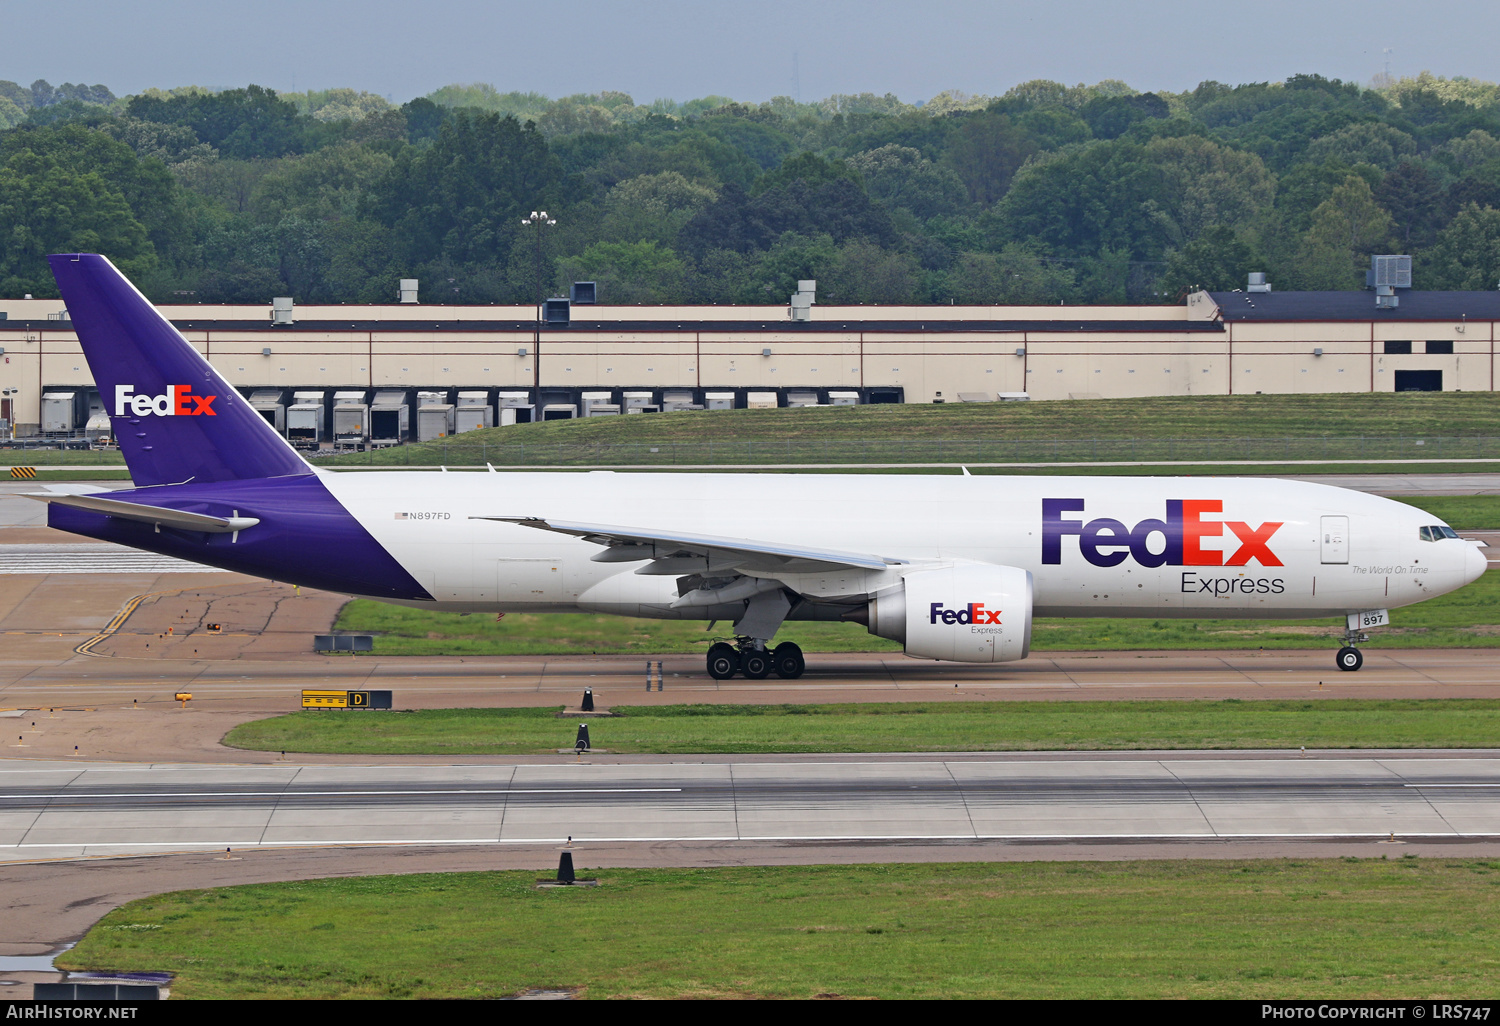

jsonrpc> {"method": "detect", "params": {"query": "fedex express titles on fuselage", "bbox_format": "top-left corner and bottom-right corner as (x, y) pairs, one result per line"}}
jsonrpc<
(1024, 487), (1463, 619)
(1049, 495), (1289, 601)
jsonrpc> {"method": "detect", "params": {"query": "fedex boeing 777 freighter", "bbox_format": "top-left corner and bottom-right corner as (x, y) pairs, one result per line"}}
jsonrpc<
(35, 254), (1487, 678)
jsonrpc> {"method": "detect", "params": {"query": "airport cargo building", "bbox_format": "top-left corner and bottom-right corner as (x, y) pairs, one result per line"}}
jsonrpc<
(1, 281), (1498, 441)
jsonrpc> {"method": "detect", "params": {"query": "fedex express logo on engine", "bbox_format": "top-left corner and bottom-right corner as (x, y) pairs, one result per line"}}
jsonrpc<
(1043, 499), (1283, 568)
(929, 602), (1002, 625)
(114, 384), (217, 417)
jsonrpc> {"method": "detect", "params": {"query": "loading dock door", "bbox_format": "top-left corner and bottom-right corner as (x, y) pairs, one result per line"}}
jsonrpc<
(1321, 516), (1349, 564)
(1394, 370), (1442, 392)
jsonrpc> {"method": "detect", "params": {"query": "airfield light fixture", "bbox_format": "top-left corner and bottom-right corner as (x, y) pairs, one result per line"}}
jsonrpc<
(521, 210), (558, 394)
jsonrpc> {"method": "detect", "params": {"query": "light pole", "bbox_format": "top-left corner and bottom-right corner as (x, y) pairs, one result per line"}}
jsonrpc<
(520, 210), (555, 396)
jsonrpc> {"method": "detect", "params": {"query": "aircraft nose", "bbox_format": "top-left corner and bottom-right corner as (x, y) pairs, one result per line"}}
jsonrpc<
(1464, 541), (1488, 585)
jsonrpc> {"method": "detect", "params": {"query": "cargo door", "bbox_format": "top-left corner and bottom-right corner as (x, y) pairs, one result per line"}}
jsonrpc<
(498, 559), (568, 603)
(1321, 516), (1349, 564)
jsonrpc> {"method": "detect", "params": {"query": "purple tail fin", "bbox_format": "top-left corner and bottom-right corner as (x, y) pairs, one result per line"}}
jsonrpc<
(49, 254), (311, 487)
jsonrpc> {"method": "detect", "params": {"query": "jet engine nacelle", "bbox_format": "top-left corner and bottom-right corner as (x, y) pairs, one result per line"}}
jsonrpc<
(867, 564), (1033, 663)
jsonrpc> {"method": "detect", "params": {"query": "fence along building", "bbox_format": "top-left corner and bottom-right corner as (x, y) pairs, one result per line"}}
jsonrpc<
(1, 277), (1497, 438)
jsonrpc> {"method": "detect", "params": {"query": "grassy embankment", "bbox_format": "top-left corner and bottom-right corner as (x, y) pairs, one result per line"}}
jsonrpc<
(317, 391), (1500, 471)
(333, 493), (1500, 656)
(14, 393), (1500, 476)
(58, 860), (1500, 999)
(225, 699), (1500, 756)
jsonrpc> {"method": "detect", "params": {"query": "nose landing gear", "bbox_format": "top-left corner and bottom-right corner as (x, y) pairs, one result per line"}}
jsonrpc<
(705, 639), (805, 680)
(1335, 624), (1369, 672)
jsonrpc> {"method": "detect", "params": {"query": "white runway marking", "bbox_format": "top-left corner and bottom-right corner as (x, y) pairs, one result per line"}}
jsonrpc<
(0, 788), (683, 799)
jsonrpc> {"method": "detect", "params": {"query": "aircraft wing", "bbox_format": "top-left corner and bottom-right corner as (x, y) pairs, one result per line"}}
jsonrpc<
(28, 492), (260, 535)
(473, 516), (907, 575)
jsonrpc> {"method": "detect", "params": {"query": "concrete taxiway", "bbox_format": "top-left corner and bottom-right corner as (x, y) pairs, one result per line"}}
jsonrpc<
(5, 754), (1500, 862)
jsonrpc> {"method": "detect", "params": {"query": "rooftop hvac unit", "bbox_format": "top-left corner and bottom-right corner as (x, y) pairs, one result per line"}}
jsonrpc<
(1247, 272), (1271, 293)
(790, 279), (816, 322)
(1370, 255), (1413, 289)
(570, 281), (597, 304)
(271, 297), (294, 325)
(543, 298), (570, 325)
(398, 278), (419, 304)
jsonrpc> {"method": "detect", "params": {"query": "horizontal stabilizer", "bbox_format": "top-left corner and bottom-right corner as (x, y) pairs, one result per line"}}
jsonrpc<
(29, 483), (114, 497)
(474, 516), (905, 574)
(31, 493), (260, 534)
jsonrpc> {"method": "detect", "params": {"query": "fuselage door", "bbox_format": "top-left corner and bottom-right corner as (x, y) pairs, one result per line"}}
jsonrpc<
(1320, 516), (1349, 564)
(499, 558), (567, 603)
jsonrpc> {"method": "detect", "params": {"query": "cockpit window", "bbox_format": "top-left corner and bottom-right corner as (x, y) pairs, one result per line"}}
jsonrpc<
(1420, 525), (1460, 542)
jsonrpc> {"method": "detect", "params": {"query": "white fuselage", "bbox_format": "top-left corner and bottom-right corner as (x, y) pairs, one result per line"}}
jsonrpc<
(322, 470), (1485, 621)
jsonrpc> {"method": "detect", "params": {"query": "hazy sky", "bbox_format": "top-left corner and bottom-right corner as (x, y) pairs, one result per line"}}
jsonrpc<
(6, 0), (1498, 103)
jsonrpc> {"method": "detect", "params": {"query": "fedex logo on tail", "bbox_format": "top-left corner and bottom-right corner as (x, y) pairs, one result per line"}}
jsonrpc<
(1043, 499), (1283, 568)
(929, 602), (1002, 625)
(114, 385), (217, 418)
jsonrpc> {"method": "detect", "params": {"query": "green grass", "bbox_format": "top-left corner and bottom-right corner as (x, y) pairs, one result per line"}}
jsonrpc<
(322, 392), (1500, 467)
(0, 449), (127, 465)
(57, 860), (1500, 999)
(224, 699), (1500, 756)
(1, 468), (133, 481)
(1404, 495), (1500, 529)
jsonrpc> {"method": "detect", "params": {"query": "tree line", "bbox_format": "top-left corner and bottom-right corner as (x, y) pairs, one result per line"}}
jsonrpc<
(2, 72), (1500, 305)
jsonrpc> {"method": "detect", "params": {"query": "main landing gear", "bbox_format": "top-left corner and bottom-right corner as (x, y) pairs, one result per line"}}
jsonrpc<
(706, 640), (805, 680)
